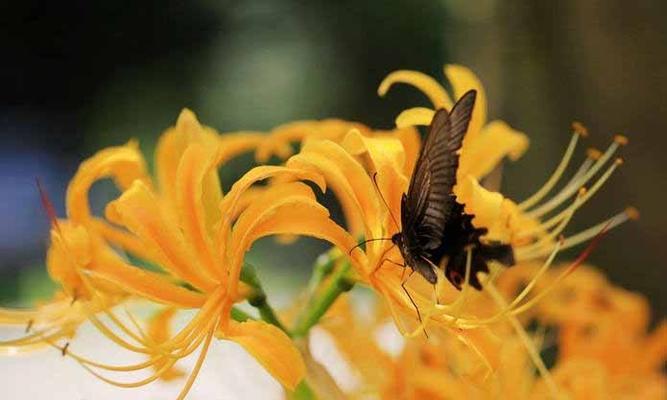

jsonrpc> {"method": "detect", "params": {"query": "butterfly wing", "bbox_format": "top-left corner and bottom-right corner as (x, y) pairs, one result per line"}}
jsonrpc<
(401, 90), (477, 254)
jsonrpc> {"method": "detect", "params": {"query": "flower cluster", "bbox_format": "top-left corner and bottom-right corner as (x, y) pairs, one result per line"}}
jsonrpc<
(0, 65), (660, 400)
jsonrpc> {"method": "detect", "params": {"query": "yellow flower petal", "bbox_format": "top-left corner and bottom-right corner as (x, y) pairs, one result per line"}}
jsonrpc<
(255, 119), (370, 163)
(444, 64), (487, 145)
(395, 107), (435, 129)
(155, 109), (222, 212)
(287, 140), (381, 241)
(340, 130), (409, 231)
(216, 165), (326, 257)
(176, 143), (222, 280)
(229, 181), (362, 292)
(87, 255), (206, 308)
(225, 320), (306, 390)
(46, 221), (92, 298)
(454, 176), (508, 242)
(105, 180), (217, 291)
(392, 126), (422, 177)
(66, 141), (149, 224)
(378, 70), (453, 109)
(459, 120), (529, 179)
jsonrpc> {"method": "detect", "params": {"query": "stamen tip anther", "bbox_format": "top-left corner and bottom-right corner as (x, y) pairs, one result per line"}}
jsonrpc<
(558, 234), (565, 245)
(572, 121), (589, 137)
(578, 187), (588, 197)
(586, 148), (602, 160)
(625, 207), (640, 221)
(614, 157), (624, 166)
(614, 134), (629, 146)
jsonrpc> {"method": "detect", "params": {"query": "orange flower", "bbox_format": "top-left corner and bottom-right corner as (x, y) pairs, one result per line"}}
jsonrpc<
(1, 110), (319, 398)
(315, 264), (665, 400)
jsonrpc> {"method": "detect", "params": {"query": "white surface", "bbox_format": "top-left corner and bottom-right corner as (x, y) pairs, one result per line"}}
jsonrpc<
(0, 322), (284, 400)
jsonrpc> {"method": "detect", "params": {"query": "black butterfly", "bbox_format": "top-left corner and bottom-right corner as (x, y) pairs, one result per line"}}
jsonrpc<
(391, 89), (514, 291)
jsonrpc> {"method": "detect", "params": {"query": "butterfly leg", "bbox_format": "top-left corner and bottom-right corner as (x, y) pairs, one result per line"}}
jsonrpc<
(401, 270), (429, 339)
(372, 244), (397, 276)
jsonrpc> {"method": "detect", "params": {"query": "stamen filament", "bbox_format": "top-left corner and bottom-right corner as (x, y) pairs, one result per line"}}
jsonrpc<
(516, 190), (583, 255)
(520, 208), (634, 260)
(486, 283), (561, 398)
(175, 321), (217, 400)
(519, 132), (581, 210)
(527, 138), (623, 218)
(519, 157), (621, 238)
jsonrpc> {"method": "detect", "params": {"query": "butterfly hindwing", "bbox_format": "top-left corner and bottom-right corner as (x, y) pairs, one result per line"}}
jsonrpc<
(402, 90), (477, 254)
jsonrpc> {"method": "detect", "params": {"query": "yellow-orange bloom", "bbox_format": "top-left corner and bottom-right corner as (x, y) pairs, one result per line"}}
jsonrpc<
(1, 110), (320, 397)
(269, 66), (637, 398)
(316, 263), (665, 400)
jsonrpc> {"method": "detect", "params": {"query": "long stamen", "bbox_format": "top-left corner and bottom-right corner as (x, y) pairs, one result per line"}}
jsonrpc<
(520, 207), (637, 261)
(78, 356), (177, 388)
(485, 283), (560, 398)
(87, 314), (151, 354)
(519, 124), (585, 211)
(469, 238), (564, 326)
(509, 220), (612, 317)
(123, 307), (150, 343)
(175, 321), (217, 400)
(519, 157), (622, 239)
(527, 135), (627, 219)
(516, 189), (585, 255)
(104, 310), (148, 346)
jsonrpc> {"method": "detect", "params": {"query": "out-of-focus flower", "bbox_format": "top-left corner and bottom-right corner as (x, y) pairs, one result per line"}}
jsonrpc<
(317, 264), (666, 399)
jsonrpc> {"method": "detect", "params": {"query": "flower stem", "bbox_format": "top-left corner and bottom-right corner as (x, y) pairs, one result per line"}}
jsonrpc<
(240, 263), (289, 333)
(230, 306), (254, 322)
(292, 261), (354, 339)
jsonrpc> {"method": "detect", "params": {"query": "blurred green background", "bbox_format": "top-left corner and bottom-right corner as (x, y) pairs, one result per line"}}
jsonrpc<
(1, 1), (665, 317)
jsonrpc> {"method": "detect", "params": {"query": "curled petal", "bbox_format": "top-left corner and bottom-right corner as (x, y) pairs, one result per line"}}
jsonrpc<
(395, 107), (435, 129)
(444, 64), (487, 145)
(255, 119), (370, 163)
(224, 320), (306, 390)
(459, 120), (529, 180)
(378, 70), (452, 109)
(287, 140), (381, 241)
(216, 165), (326, 257)
(217, 132), (266, 165)
(66, 141), (149, 224)
(229, 182), (362, 289)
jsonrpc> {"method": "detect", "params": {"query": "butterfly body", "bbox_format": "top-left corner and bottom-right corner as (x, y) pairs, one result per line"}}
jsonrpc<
(394, 89), (515, 290)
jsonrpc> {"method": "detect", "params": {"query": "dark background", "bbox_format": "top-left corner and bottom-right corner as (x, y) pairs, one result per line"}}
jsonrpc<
(1, 1), (665, 318)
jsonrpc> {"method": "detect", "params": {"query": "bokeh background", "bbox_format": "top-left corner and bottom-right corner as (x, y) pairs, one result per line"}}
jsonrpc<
(1, 1), (665, 319)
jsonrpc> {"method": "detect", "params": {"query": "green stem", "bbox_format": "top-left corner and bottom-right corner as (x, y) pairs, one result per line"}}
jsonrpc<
(240, 263), (289, 333)
(306, 251), (337, 295)
(292, 262), (354, 338)
(230, 306), (254, 322)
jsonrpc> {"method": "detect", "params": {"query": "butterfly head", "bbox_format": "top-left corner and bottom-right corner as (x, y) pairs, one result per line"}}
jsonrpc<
(391, 232), (403, 246)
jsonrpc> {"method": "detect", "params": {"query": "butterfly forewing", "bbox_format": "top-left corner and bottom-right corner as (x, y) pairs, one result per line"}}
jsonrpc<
(402, 90), (477, 254)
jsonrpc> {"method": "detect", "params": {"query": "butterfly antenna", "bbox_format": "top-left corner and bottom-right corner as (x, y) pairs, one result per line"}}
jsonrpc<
(348, 237), (393, 255)
(372, 172), (400, 231)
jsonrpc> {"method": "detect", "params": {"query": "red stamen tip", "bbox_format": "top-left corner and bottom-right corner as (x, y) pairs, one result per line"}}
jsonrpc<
(36, 178), (60, 232)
